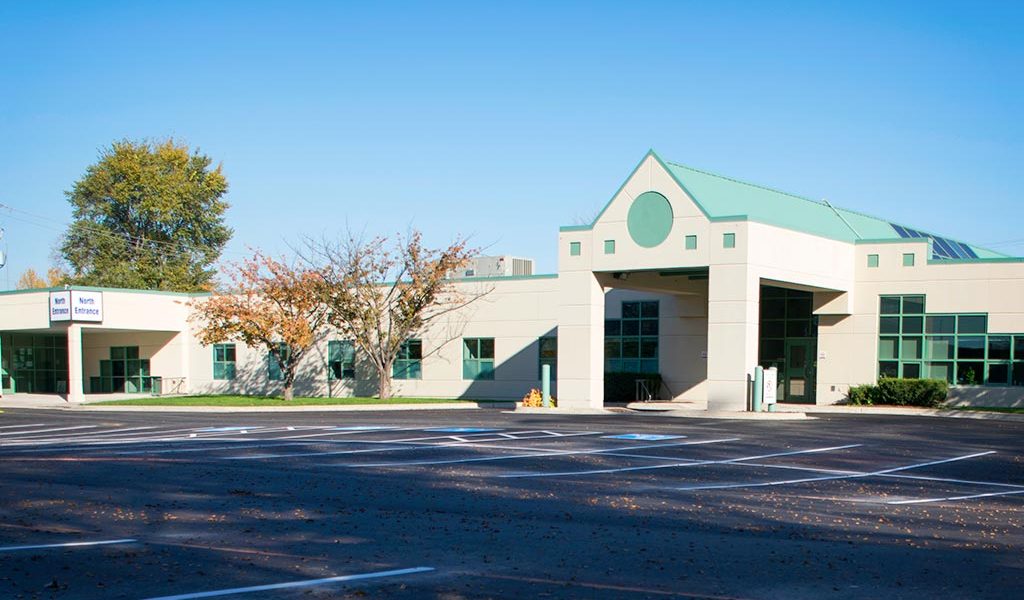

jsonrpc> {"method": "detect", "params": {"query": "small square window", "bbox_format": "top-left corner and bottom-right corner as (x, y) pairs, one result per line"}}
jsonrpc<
(604, 240), (615, 254)
(903, 253), (915, 267)
(723, 233), (736, 248)
(684, 235), (697, 250)
(867, 254), (879, 268)
(569, 241), (581, 256)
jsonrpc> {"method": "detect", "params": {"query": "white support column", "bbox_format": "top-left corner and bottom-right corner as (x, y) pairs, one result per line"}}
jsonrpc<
(556, 270), (605, 409)
(706, 264), (759, 411)
(66, 324), (85, 403)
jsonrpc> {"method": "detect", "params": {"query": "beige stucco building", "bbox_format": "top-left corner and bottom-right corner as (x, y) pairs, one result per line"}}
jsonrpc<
(2, 151), (1022, 409)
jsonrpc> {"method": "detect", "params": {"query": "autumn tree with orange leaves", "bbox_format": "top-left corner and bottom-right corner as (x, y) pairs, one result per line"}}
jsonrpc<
(306, 230), (484, 400)
(189, 253), (329, 400)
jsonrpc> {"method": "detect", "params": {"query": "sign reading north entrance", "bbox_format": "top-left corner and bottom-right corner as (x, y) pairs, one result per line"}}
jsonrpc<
(49, 291), (103, 323)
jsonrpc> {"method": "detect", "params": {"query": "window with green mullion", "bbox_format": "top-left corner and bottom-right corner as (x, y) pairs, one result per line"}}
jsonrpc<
(463, 338), (495, 380)
(393, 339), (423, 380)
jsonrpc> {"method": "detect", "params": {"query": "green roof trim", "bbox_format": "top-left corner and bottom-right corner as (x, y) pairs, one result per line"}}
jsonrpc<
(454, 273), (558, 283)
(560, 150), (1015, 258)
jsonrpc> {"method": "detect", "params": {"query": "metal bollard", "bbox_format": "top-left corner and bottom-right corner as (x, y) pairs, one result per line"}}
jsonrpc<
(541, 364), (551, 408)
(752, 365), (764, 412)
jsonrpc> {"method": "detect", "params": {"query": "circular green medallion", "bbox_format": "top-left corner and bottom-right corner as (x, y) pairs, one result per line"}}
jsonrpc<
(627, 191), (673, 248)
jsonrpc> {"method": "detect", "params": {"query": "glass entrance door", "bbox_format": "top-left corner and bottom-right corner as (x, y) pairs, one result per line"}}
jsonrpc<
(784, 339), (815, 404)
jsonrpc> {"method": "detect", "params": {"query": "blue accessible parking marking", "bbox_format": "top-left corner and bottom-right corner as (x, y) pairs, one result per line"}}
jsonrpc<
(425, 427), (502, 433)
(603, 433), (684, 441)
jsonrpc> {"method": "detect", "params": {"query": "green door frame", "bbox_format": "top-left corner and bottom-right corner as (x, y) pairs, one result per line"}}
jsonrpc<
(784, 338), (816, 404)
(0, 334), (12, 394)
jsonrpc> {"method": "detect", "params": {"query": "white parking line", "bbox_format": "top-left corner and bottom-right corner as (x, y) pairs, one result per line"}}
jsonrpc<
(141, 566), (435, 600)
(0, 423), (48, 430)
(671, 450), (997, 491)
(887, 489), (1024, 505)
(0, 425), (96, 437)
(348, 437), (740, 468)
(3, 426), (160, 443)
(224, 431), (604, 460)
(500, 444), (863, 479)
(0, 538), (136, 553)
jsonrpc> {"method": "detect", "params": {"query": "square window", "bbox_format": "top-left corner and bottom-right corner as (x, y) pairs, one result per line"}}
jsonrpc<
(926, 361), (954, 383)
(604, 339), (621, 358)
(957, 336), (985, 360)
(640, 301), (659, 318)
(603, 240), (615, 254)
(685, 235), (697, 250)
(901, 316), (923, 334)
(879, 361), (899, 378)
(957, 315), (987, 334)
(761, 320), (785, 337)
(867, 254), (879, 268)
(901, 337), (922, 360)
(880, 297), (901, 315)
(879, 316), (900, 334)
(879, 337), (899, 360)
(902, 363), (921, 379)
(902, 253), (915, 267)
(463, 338), (495, 380)
(926, 315), (955, 334)
(957, 362), (984, 385)
(569, 241), (581, 256)
(987, 363), (1010, 385)
(926, 336), (955, 360)
(989, 336), (1011, 361)
(901, 296), (925, 314)
(723, 233), (736, 248)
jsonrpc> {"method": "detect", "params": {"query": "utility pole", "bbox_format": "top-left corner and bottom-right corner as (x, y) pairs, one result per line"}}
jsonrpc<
(0, 227), (7, 290)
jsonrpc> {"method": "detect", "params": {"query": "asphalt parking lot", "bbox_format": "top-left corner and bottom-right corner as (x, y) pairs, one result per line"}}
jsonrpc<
(0, 408), (1021, 599)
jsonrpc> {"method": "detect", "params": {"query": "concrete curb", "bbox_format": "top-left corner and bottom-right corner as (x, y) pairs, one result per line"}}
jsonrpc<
(64, 402), (513, 413)
(657, 409), (812, 420)
(511, 407), (617, 415)
(771, 404), (1024, 422)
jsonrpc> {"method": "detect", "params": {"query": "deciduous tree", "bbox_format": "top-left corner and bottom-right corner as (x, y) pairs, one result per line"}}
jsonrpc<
(189, 253), (328, 401)
(61, 138), (231, 291)
(16, 267), (66, 289)
(307, 230), (484, 399)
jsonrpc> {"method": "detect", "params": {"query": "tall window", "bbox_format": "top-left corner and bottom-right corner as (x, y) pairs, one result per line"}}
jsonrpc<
(758, 286), (816, 369)
(879, 295), (1024, 386)
(463, 338), (495, 380)
(95, 346), (151, 393)
(213, 344), (236, 380)
(605, 300), (659, 373)
(393, 339), (423, 380)
(328, 340), (355, 380)
(268, 343), (290, 381)
(538, 336), (557, 379)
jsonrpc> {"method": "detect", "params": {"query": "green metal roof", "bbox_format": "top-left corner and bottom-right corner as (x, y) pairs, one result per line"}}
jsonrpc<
(564, 150), (1008, 259)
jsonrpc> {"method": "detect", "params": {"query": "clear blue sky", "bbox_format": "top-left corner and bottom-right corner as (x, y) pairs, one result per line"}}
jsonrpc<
(0, 1), (1021, 287)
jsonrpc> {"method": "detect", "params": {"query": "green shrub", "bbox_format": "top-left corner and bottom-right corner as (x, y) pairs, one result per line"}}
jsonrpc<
(604, 372), (661, 402)
(847, 383), (880, 406)
(846, 377), (948, 408)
